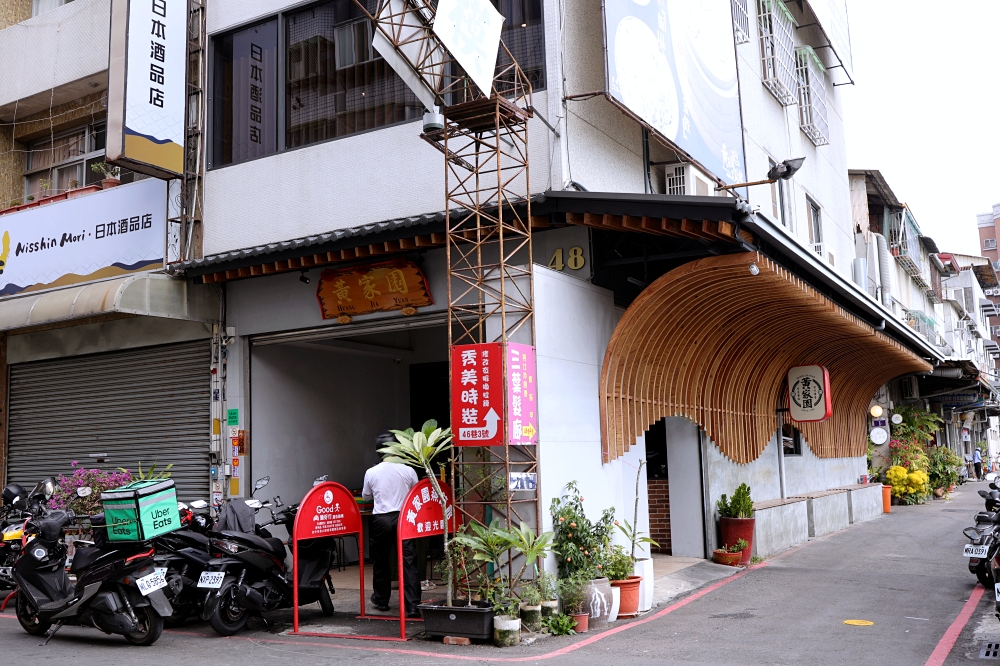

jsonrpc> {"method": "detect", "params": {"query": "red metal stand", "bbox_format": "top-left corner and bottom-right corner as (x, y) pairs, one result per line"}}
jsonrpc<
(1, 589), (15, 612)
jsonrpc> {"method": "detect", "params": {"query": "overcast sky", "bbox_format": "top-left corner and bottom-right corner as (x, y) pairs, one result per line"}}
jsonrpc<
(841, 0), (1000, 256)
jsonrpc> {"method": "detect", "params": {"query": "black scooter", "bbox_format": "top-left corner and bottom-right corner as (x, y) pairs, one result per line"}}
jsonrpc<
(1, 482), (30, 588)
(153, 499), (215, 626)
(203, 477), (335, 635)
(12, 483), (174, 646)
(964, 487), (1000, 587)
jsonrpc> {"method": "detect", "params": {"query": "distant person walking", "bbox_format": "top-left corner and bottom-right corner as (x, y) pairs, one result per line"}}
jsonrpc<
(974, 447), (983, 481)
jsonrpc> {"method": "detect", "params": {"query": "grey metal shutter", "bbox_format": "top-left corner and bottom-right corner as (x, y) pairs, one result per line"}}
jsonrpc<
(6, 340), (211, 502)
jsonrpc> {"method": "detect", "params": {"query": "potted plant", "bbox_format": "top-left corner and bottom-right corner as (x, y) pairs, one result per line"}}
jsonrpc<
(518, 581), (543, 632)
(712, 541), (746, 567)
(91, 162), (121, 188)
(618, 460), (660, 612)
(717, 483), (755, 566)
(558, 573), (589, 633)
(605, 543), (641, 619)
(541, 613), (577, 636)
(490, 584), (521, 647)
(550, 481), (615, 628)
(538, 571), (559, 617)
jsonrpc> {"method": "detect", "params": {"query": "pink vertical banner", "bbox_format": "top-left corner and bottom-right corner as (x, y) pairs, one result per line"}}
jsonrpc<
(506, 343), (538, 445)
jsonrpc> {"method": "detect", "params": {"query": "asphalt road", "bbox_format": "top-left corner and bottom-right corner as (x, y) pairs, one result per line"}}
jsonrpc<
(0, 486), (989, 665)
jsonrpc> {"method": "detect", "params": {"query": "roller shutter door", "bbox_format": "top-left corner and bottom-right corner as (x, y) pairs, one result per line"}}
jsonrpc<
(6, 341), (211, 501)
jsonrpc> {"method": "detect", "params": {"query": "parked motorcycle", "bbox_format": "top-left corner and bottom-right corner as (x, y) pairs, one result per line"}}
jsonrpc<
(964, 487), (1000, 588)
(152, 499), (215, 626)
(202, 476), (335, 635)
(12, 482), (174, 646)
(1, 482), (29, 588)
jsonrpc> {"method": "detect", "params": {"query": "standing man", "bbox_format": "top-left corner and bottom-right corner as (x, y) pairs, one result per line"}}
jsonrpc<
(974, 446), (984, 481)
(363, 429), (421, 617)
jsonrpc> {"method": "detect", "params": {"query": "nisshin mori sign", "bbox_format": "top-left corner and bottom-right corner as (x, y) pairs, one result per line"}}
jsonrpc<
(451, 342), (538, 447)
(0, 180), (166, 298)
(787, 365), (832, 423)
(107, 0), (187, 178)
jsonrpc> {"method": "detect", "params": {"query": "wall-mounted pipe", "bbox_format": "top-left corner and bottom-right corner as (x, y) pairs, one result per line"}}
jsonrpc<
(873, 232), (892, 308)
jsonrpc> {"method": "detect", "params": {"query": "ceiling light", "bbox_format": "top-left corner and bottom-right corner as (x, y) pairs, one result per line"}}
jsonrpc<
(748, 263), (760, 276)
(299, 270), (310, 284)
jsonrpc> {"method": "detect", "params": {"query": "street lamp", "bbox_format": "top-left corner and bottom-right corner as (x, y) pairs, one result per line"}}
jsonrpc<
(869, 405), (883, 418)
(716, 157), (806, 191)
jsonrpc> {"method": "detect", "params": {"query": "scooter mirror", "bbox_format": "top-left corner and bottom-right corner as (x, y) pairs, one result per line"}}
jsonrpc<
(254, 477), (270, 492)
(177, 501), (189, 511)
(190, 500), (209, 510)
(42, 477), (57, 499)
(991, 483), (999, 491)
(76, 487), (92, 498)
(313, 475), (329, 486)
(245, 499), (263, 509)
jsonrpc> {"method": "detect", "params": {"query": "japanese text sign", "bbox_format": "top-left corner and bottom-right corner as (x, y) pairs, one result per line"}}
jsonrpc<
(398, 479), (456, 541)
(316, 259), (433, 319)
(452, 343), (504, 446)
(787, 365), (832, 423)
(506, 343), (538, 445)
(292, 482), (362, 541)
(0, 179), (166, 298)
(107, 0), (186, 177)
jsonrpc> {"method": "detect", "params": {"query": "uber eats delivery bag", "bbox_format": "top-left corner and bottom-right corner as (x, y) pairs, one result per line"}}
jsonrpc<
(100, 479), (180, 541)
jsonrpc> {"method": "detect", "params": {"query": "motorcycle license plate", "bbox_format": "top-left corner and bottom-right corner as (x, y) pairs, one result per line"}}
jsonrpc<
(197, 571), (225, 589)
(0, 566), (11, 580)
(965, 544), (989, 558)
(136, 570), (168, 596)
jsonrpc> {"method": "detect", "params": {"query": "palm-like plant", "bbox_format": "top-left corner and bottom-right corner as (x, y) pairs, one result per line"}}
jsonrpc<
(503, 520), (553, 589)
(381, 420), (456, 604)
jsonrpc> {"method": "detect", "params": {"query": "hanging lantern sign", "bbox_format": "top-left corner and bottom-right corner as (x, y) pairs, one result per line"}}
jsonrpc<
(787, 365), (832, 422)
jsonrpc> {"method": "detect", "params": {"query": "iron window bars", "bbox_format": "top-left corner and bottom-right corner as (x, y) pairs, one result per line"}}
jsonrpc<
(796, 46), (830, 146)
(756, 0), (796, 106)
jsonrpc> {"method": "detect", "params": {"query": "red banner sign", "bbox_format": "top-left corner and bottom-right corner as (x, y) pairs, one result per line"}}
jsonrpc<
(292, 481), (362, 541)
(398, 479), (457, 541)
(506, 343), (538, 445)
(451, 343), (504, 446)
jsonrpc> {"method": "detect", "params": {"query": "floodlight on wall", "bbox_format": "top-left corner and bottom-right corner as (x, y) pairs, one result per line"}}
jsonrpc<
(869, 404), (883, 418)
(299, 270), (310, 284)
(717, 157), (806, 191)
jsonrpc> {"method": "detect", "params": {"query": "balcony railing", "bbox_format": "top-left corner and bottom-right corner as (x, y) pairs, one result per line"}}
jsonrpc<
(888, 210), (929, 289)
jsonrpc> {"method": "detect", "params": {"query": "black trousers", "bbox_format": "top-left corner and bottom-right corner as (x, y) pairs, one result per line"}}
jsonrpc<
(975, 462), (983, 480)
(370, 512), (420, 612)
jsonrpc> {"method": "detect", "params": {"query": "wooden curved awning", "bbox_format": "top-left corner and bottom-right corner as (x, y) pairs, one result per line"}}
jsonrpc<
(600, 253), (932, 464)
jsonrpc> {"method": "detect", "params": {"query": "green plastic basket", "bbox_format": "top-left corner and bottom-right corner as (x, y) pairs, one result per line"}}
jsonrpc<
(100, 479), (180, 541)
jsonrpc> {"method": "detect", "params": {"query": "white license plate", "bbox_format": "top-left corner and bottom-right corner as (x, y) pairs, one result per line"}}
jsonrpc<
(197, 571), (225, 589)
(0, 566), (11, 579)
(136, 570), (167, 596)
(965, 544), (989, 558)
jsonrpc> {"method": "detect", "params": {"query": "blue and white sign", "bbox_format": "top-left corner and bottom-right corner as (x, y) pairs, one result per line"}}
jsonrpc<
(603, 0), (746, 185)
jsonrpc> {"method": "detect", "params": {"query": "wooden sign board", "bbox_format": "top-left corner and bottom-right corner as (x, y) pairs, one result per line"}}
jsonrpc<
(317, 259), (432, 319)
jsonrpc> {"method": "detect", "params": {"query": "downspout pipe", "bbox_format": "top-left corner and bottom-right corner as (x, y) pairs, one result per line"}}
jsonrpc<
(873, 232), (893, 308)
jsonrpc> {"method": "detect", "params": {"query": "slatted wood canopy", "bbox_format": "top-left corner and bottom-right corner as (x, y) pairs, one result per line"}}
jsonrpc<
(600, 253), (932, 464)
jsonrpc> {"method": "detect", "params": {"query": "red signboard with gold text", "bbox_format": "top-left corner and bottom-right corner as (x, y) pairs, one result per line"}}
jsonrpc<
(316, 259), (432, 320)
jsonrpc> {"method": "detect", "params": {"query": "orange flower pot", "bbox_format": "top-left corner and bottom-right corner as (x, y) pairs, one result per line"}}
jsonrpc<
(882, 485), (892, 513)
(610, 576), (642, 618)
(571, 612), (589, 633)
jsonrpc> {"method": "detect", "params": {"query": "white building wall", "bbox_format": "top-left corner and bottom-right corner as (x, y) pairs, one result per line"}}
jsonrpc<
(533, 265), (651, 569)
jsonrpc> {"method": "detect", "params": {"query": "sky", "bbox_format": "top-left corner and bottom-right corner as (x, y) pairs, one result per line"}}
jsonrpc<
(840, 0), (1000, 256)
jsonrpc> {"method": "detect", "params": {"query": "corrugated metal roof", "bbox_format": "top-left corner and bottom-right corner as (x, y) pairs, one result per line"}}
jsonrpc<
(169, 211), (448, 276)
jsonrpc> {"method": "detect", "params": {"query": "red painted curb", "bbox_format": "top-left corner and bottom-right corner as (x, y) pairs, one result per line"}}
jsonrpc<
(924, 585), (985, 666)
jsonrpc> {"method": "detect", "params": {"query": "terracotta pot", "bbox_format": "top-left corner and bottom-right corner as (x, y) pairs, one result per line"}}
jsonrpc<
(719, 517), (755, 566)
(882, 485), (892, 513)
(585, 577), (613, 630)
(949, 484), (956, 492)
(610, 575), (642, 618)
(934, 488), (945, 498)
(571, 612), (589, 633)
(102, 177), (121, 189)
(713, 550), (742, 566)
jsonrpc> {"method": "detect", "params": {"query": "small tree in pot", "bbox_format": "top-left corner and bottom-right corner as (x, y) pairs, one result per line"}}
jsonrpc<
(557, 573), (590, 632)
(717, 483), (755, 566)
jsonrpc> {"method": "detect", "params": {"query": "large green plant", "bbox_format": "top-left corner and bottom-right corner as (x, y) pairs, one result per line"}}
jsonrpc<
(890, 406), (942, 445)
(550, 481), (615, 578)
(926, 445), (962, 490)
(382, 420), (455, 604)
(717, 483), (754, 519)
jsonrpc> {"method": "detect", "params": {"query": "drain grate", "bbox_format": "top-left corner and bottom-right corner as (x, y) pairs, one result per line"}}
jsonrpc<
(980, 641), (1000, 659)
(943, 509), (970, 513)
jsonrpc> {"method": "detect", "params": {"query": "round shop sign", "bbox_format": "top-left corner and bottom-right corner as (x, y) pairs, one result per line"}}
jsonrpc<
(869, 427), (888, 445)
(891, 413), (904, 425)
(323, 490), (334, 505)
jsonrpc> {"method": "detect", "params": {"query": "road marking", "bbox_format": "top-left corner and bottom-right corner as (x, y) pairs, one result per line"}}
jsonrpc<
(844, 620), (874, 626)
(905, 617), (930, 621)
(924, 585), (985, 666)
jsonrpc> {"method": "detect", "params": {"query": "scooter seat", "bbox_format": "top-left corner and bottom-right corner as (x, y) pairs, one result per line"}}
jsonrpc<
(70, 545), (104, 573)
(218, 531), (287, 558)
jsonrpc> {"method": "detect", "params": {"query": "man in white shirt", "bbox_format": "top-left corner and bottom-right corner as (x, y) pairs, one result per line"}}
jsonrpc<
(363, 429), (420, 617)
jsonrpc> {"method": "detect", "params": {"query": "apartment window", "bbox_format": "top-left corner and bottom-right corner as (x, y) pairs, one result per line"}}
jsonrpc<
(756, 0), (796, 106)
(796, 46), (829, 146)
(212, 20), (279, 166)
(23, 122), (133, 201)
(768, 158), (786, 226)
(985, 238), (997, 249)
(32, 0), (73, 17)
(807, 198), (822, 245)
(212, 1), (546, 166)
(780, 423), (802, 456)
(731, 0), (751, 44)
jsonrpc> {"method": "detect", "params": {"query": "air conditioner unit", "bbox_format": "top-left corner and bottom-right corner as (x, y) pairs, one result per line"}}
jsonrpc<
(899, 376), (919, 400)
(810, 242), (824, 257)
(662, 163), (716, 197)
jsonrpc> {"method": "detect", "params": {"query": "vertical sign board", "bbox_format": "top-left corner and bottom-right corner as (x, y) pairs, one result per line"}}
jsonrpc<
(107, 0), (187, 179)
(451, 343), (540, 447)
(787, 365), (833, 423)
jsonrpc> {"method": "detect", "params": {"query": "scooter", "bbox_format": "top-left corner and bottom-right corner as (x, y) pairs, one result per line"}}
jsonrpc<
(202, 476), (335, 635)
(152, 499), (215, 626)
(1, 482), (30, 588)
(964, 486), (1000, 587)
(12, 483), (174, 646)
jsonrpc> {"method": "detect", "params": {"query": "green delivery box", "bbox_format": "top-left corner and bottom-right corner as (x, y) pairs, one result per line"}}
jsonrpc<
(100, 479), (180, 541)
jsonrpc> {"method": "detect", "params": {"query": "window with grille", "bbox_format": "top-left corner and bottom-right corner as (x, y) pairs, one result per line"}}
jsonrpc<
(731, 0), (751, 45)
(667, 166), (686, 196)
(756, 0), (797, 106)
(796, 47), (829, 146)
(985, 238), (997, 249)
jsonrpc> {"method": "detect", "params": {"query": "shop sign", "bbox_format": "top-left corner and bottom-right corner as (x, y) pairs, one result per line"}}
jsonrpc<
(0, 179), (166, 299)
(399, 479), (456, 540)
(452, 343), (504, 447)
(506, 344), (538, 445)
(107, 0), (187, 178)
(293, 482), (362, 540)
(227, 408), (239, 426)
(787, 365), (832, 422)
(317, 259), (433, 320)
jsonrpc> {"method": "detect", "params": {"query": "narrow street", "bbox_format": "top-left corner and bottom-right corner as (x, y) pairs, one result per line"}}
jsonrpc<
(0, 485), (991, 665)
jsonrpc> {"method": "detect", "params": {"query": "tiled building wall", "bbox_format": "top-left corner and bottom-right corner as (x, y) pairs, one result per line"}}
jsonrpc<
(647, 478), (671, 554)
(0, 0), (31, 31)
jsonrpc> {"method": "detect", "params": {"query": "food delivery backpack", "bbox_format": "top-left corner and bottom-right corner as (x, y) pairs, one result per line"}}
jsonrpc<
(100, 479), (180, 541)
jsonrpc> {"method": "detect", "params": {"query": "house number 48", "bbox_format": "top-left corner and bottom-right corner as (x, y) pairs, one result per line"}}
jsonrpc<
(548, 247), (585, 271)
